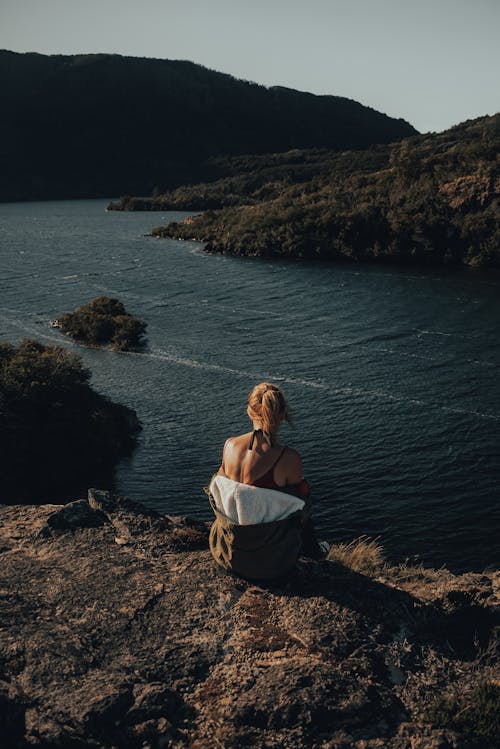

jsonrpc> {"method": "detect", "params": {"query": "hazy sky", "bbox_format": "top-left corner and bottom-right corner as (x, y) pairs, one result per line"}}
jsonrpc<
(1, 0), (499, 133)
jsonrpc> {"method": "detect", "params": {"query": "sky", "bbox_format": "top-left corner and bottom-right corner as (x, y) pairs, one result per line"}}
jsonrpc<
(1, 0), (499, 134)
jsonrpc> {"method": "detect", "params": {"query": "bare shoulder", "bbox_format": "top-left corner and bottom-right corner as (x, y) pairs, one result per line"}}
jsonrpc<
(222, 433), (250, 458)
(281, 446), (303, 483)
(226, 433), (250, 447)
(283, 446), (302, 466)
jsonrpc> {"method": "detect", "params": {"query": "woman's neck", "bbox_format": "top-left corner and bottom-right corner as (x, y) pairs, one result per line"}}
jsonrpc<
(251, 423), (277, 445)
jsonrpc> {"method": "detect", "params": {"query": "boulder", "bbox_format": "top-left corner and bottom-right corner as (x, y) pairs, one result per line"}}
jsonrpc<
(88, 487), (119, 514)
(42, 499), (108, 534)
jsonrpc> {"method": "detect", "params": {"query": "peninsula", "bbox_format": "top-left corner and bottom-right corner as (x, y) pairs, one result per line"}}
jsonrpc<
(150, 114), (500, 268)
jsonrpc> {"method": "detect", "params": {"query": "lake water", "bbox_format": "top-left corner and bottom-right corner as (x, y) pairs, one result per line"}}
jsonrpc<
(1, 199), (499, 572)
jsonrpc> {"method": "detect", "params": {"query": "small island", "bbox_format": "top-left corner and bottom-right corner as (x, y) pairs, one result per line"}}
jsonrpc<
(54, 296), (147, 351)
(0, 339), (141, 503)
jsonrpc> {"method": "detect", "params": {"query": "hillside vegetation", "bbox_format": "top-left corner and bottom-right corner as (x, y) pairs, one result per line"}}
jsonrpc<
(0, 50), (416, 201)
(152, 114), (500, 267)
(0, 339), (141, 502)
(108, 148), (362, 211)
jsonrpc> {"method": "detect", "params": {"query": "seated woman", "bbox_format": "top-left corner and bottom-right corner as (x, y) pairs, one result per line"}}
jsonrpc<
(207, 382), (324, 581)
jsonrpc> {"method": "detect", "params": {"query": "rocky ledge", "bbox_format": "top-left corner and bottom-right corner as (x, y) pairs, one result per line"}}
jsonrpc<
(0, 492), (498, 749)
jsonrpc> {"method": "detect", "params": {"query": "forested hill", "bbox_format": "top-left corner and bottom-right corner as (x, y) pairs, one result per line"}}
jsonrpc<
(152, 114), (500, 268)
(0, 50), (417, 201)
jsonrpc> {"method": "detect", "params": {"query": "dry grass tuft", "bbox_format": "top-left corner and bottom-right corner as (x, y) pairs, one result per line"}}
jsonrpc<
(326, 535), (385, 576)
(425, 682), (500, 748)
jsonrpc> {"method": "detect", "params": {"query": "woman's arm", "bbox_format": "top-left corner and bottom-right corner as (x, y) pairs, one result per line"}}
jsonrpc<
(283, 447), (304, 485)
(217, 438), (232, 475)
(284, 451), (325, 560)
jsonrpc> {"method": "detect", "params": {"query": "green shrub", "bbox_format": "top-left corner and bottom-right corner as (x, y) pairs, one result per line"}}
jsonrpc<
(426, 683), (500, 748)
(57, 297), (147, 351)
(0, 339), (89, 398)
(0, 339), (141, 503)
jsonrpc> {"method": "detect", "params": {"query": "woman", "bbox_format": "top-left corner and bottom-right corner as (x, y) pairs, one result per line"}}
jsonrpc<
(207, 382), (324, 580)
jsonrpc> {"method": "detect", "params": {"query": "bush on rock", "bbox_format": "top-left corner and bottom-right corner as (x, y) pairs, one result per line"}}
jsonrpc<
(57, 297), (147, 351)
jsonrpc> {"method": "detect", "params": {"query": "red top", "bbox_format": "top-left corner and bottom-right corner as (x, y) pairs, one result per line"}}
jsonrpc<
(220, 432), (310, 497)
(248, 447), (310, 497)
(251, 473), (310, 497)
(249, 446), (287, 489)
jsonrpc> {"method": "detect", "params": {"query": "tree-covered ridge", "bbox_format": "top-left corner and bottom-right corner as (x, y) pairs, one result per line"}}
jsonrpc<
(0, 340), (141, 503)
(152, 114), (500, 267)
(108, 147), (387, 212)
(0, 50), (416, 201)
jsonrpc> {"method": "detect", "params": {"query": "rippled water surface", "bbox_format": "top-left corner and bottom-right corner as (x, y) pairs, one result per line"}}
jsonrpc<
(1, 199), (499, 571)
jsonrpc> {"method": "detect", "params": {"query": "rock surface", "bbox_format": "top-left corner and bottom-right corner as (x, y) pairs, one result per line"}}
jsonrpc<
(0, 491), (498, 749)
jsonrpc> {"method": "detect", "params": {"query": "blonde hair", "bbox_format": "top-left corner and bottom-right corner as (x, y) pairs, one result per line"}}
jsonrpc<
(247, 382), (290, 439)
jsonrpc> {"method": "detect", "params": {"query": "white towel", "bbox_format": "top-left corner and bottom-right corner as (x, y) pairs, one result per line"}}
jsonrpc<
(209, 475), (305, 526)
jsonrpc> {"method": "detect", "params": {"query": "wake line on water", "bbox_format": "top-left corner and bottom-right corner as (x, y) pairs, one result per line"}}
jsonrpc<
(119, 346), (500, 423)
(50, 281), (492, 348)
(1, 306), (497, 370)
(1, 309), (498, 421)
(415, 328), (477, 340)
(0, 311), (76, 347)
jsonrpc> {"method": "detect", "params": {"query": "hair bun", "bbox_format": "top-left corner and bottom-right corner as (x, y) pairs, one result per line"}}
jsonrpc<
(247, 382), (290, 436)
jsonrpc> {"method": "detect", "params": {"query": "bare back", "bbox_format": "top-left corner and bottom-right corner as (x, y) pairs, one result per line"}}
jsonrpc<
(221, 430), (303, 487)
